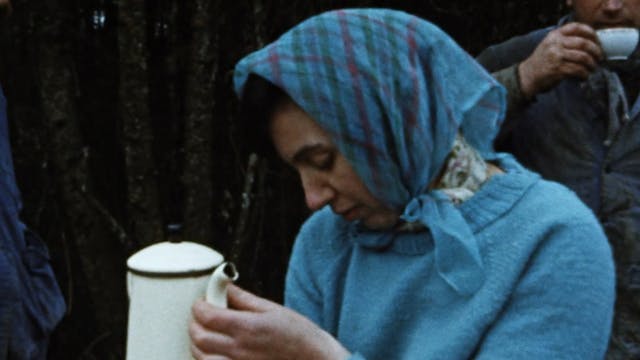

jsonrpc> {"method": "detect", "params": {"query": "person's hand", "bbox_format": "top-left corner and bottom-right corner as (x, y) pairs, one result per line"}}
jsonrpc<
(189, 284), (351, 360)
(518, 22), (603, 98)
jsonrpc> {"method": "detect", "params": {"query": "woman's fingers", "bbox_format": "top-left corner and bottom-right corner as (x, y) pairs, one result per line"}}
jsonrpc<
(189, 317), (236, 354)
(190, 287), (351, 360)
(190, 343), (232, 360)
(192, 299), (246, 334)
(227, 284), (279, 312)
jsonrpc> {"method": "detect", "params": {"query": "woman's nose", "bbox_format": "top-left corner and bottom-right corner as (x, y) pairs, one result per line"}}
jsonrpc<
(300, 172), (334, 211)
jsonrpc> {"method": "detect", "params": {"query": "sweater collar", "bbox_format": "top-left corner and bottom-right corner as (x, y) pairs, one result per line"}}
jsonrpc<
(457, 155), (539, 231)
(346, 154), (538, 254)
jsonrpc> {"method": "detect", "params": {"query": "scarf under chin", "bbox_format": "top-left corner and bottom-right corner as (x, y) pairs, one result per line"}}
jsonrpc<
(437, 133), (489, 204)
(395, 133), (489, 233)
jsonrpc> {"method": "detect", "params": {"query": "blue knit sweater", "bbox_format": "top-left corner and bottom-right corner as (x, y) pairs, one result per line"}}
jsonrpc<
(285, 156), (615, 359)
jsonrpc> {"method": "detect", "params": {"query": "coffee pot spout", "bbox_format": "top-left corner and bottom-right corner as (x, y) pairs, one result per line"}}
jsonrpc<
(205, 262), (239, 307)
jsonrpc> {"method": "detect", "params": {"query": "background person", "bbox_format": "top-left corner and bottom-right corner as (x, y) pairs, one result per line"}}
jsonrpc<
(0, 1), (66, 358)
(188, 9), (615, 360)
(476, 1), (640, 358)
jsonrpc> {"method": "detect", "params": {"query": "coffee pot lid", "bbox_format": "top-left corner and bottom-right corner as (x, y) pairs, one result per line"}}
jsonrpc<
(127, 241), (224, 275)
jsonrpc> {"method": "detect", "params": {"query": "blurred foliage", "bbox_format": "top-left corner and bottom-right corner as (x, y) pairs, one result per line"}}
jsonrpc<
(0, 0), (567, 358)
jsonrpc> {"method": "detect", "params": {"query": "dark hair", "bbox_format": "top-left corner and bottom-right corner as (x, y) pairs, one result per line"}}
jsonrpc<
(238, 74), (292, 156)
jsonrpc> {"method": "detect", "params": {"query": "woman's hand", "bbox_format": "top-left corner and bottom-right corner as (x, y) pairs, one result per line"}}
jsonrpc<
(518, 22), (603, 98)
(189, 284), (351, 360)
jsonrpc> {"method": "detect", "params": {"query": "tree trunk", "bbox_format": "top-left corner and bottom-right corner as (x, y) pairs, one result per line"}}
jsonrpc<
(118, 0), (163, 248)
(181, 0), (221, 244)
(33, 0), (128, 357)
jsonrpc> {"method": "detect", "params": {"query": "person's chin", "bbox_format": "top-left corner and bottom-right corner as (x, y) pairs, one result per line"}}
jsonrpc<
(341, 206), (361, 222)
(361, 215), (398, 231)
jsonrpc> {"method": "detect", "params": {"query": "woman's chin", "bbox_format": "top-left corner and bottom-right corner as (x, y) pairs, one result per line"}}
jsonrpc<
(361, 214), (399, 231)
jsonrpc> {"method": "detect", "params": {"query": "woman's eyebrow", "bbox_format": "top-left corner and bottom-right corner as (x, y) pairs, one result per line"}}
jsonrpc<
(291, 144), (328, 163)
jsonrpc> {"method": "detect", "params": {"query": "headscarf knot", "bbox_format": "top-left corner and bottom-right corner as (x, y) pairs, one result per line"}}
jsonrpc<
(401, 193), (484, 296)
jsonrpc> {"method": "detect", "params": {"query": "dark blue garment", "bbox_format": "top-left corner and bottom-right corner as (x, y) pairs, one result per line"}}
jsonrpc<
(477, 23), (640, 359)
(0, 86), (65, 359)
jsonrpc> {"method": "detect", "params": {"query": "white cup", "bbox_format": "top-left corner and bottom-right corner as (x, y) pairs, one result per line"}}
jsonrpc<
(596, 28), (639, 60)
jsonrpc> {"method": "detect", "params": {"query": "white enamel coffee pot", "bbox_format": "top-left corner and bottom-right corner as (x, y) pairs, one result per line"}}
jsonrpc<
(125, 240), (238, 360)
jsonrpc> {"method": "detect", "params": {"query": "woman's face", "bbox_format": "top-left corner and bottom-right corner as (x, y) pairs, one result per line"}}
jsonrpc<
(269, 100), (400, 230)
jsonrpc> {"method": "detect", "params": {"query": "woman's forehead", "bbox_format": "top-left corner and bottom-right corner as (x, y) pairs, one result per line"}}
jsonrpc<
(269, 101), (333, 162)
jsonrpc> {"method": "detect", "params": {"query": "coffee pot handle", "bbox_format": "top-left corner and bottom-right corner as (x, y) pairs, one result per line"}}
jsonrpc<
(205, 262), (239, 307)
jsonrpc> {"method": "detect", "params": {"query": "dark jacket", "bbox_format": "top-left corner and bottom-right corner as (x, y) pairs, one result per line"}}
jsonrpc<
(0, 86), (65, 359)
(477, 23), (640, 359)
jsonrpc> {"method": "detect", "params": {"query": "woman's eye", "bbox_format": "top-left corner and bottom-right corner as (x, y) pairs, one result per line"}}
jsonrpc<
(310, 152), (334, 170)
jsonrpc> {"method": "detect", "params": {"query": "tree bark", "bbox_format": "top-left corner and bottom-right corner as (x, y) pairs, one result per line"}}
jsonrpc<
(118, 0), (163, 248)
(181, 0), (221, 245)
(32, 0), (128, 357)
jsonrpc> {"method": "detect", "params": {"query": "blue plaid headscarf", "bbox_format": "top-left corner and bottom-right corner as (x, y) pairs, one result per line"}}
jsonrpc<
(234, 9), (506, 295)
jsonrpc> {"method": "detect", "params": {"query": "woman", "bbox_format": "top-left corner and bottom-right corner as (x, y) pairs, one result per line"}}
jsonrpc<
(189, 9), (615, 359)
